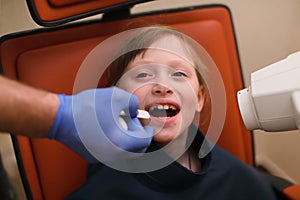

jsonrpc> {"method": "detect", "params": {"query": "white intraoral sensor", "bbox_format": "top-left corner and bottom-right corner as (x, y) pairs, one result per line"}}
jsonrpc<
(120, 109), (150, 119)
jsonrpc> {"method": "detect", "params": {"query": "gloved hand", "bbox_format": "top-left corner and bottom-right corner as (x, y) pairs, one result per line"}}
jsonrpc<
(47, 87), (153, 163)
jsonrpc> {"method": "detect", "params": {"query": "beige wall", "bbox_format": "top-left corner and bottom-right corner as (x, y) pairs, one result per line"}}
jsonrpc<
(1, 0), (300, 197)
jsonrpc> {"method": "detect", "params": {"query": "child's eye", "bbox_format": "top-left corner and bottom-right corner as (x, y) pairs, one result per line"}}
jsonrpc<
(136, 72), (151, 78)
(172, 71), (187, 77)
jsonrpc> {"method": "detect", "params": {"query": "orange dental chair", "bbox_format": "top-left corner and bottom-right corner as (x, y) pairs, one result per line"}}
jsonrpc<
(0, 1), (299, 199)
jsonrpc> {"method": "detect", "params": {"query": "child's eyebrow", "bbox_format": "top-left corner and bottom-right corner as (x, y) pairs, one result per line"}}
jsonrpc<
(132, 59), (193, 68)
(169, 60), (193, 67)
(131, 60), (154, 66)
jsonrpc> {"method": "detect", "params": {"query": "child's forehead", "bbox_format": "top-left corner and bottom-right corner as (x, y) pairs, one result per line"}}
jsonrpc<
(131, 36), (195, 65)
(149, 35), (192, 57)
(128, 48), (195, 70)
(138, 48), (191, 62)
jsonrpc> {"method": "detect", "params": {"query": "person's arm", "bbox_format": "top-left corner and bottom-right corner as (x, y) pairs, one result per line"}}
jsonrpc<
(0, 76), (153, 163)
(0, 75), (58, 137)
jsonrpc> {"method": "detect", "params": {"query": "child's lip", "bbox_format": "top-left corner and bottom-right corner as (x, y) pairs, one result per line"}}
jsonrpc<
(149, 112), (179, 127)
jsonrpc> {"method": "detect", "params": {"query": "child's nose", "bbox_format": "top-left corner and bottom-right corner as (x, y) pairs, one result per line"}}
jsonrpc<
(152, 84), (173, 96)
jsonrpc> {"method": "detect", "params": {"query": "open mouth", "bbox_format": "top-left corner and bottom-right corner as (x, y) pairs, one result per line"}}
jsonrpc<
(147, 104), (180, 118)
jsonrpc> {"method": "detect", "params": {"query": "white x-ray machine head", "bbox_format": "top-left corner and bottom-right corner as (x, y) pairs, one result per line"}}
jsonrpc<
(237, 51), (300, 132)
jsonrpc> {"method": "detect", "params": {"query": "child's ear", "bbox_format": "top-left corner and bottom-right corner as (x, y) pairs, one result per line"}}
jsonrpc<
(196, 86), (206, 112)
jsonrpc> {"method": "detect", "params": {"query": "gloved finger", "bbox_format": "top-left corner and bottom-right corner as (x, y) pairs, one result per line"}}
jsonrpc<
(123, 117), (142, 130)
(111, 87), (139, 118)
(124, 117), (153, 139)
(128, 94), (139, 118)
(143, 126), (154, 138)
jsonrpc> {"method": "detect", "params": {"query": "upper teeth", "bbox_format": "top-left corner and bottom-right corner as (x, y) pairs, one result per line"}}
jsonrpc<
(149, 104), (177, 111)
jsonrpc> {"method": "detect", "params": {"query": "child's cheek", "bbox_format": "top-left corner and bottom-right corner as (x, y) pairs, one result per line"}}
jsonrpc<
(133, 88), (148, 107)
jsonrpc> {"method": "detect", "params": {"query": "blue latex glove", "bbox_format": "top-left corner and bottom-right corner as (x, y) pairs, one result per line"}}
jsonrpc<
(47, 87), (153, 163)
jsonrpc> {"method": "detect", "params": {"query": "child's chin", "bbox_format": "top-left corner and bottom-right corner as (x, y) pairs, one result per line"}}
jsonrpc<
(153, 131), (178, 144)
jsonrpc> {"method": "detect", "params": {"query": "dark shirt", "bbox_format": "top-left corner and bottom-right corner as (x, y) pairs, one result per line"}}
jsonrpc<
(66, 127), (278, 200)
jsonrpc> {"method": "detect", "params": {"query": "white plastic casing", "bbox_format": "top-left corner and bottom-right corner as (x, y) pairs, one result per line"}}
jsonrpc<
(237, 51), (300, 132)
(292, 91), (300, 130)
(237, 88), (260, 130)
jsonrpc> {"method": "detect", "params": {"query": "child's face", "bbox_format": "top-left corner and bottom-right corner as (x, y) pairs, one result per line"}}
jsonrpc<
(117, 39), (205, 144)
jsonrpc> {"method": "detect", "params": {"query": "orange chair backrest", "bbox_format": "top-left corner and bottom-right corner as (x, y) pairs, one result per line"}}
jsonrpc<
(0, 5), (252, 200)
